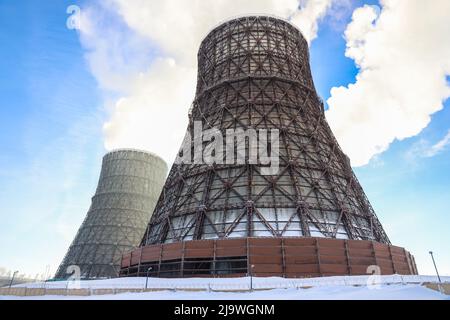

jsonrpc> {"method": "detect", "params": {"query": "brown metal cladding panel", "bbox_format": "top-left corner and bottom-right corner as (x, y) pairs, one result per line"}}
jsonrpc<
(248, 238), (282, 246)
(376, 260), (396, 269)
(377, 256), (395, 263)
(141, 246), (161, 255)
(121, 254), (131, 268)
(320, 264), (349, 274)
(375, 252), (391, 259)
(319, 247), (346, 256)
(161, 250), (182, 260)
(349, 265), (372, 274)
(249, 255), (283, 264)
(286, 264), (320, 273)
(141, 253), (160, 263)
(410, 255), (417, 274)
(216, 239), (246, 247)
(184, 249), (214, 258)
(216, 247), (247, 257)
(375, 245), (391, 253)
(185, 240), (214, 249)
(390, 246), (406, 254)
(392, 257), (408, 265)
(392, 255), (407, 262)
(319, 255), (348, 264)
(161, 254), (182, 261)
(393, 262), (409, 270)
(317, 238), (346, 248)
(350, 257), (377, 265)
(373, 242), (388, 251)
(285, 255), (318, 264)
(141, 247), (160, 262)
(408, 253), (418, 274)
(252, 264), (283, 273)
(405, 252), (413, 273)
(380, 267), (395, 275)
(348, 248), (374, 257)
(284, 246), (316, 255)
(393, 261), (408, 270)
(164, 242), (183, 251)
(121, 238), (416, 278)
(123, 252), (132, 259)
(249, 246), (281, 255)
(347, 240), (372, 249)
(283, 238), (316, 246)
(130, 249), (141, 266)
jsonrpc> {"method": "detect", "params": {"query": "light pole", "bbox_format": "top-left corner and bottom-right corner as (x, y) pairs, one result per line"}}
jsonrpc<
(9, 271), (19, 288)
(145, 267), (153, 290)
(250, 264), (255, 291)
(429, 251), (441, 283)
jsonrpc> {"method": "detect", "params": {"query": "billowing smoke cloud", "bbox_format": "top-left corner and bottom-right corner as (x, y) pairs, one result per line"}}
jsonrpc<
(79, 0), (337, 163)
(326, 0), (450, 166)
(291, 0), (334, 43)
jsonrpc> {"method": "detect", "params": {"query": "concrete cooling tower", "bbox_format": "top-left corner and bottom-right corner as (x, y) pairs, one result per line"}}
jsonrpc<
(55, 149), (168, 279)
(120, 16), (417, 278)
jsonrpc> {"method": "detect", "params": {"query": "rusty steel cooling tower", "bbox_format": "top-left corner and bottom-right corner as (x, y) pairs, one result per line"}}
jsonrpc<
(55, 149), (167, 279)
(120, 16), (417, 278)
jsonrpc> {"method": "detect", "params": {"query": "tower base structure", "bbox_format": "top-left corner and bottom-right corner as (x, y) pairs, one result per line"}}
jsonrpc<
(120, 237), (417, 278)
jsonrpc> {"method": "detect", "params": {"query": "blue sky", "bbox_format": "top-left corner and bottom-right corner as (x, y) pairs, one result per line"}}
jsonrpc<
(0, 0), (104, 278)
(0, 0), (448, 278)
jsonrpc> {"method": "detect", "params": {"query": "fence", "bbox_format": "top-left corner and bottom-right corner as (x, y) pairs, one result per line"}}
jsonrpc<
(0, 275), (448, 297)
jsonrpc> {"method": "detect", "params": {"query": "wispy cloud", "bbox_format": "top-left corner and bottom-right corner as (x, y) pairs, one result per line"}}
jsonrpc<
(424, 130), (450, 157)
(405, 129), (450, 162)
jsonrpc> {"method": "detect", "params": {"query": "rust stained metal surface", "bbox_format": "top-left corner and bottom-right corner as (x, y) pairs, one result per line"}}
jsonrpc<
(120, 237), (417, 278)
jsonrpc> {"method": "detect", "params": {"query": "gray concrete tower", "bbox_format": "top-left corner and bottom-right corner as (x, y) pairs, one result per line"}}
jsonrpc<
(55, 149), (167, 279)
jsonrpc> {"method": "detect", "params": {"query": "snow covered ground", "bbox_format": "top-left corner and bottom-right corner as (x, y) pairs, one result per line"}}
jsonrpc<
(2, 284), (448, 300)
(1, 275), (449, 300)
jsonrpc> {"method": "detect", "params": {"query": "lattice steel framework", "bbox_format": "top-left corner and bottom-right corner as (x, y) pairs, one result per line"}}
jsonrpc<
(55, 149), (167, 279)
(141, 16), (390, 247)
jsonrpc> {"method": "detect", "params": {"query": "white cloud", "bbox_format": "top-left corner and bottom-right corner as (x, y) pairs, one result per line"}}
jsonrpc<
(326, 0), (450, 167)
(291, 0), (334, 43)
(113, 0), (301, 65)
(79, 0), (337, 163)
(102, 58), (197, 160)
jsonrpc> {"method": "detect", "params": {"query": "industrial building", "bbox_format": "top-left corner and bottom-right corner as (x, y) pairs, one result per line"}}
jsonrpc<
(55, 149), (167, 279)
(120, 16), (417, 278)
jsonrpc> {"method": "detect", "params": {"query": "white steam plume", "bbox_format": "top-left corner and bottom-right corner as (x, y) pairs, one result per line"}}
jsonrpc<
(326, 0), (450, 166)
